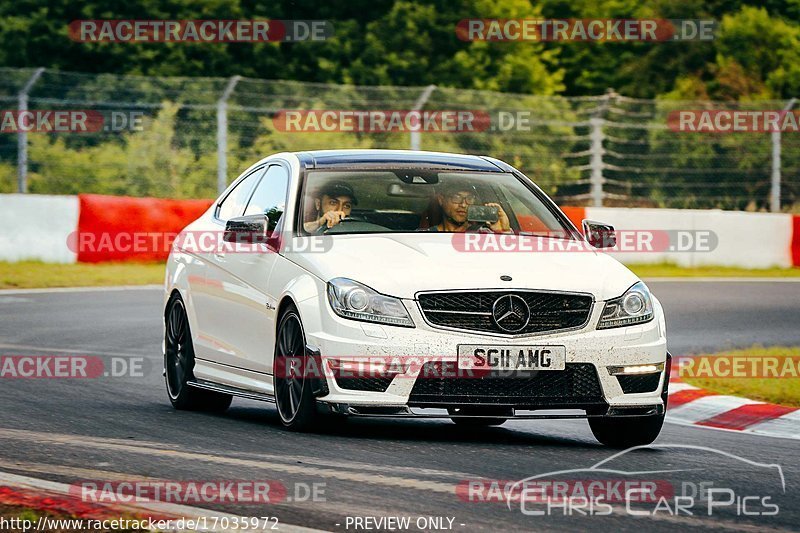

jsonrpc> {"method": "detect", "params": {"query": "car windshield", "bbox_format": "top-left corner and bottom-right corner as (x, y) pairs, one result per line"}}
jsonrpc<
(300, 170), (574, 237)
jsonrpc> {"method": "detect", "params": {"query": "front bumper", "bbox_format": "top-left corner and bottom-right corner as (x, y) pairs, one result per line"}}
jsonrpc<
(297, 291), (668, 414)
(320, 403), (665, 419)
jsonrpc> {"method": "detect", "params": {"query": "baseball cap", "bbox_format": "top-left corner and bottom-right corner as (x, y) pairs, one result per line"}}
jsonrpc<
(437, 179), (478, 197)
(317, 180), (358, 205)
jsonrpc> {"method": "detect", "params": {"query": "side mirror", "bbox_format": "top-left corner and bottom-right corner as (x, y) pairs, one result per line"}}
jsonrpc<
(223, 214), (274, 246)
(582, 219), (616, 249)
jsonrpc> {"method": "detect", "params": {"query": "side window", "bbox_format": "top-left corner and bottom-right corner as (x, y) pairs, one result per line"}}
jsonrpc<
(216, 168), (263, 221)
(244, 165), (290, 230)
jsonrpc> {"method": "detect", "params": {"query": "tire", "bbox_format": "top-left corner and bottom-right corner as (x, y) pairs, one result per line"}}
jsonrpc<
(588, 413), (664, 448)
(274, 305), (319, 431)
(448, 407), (508, 427)
(164, 295), (232, 412)
(591, 354), (670, 447)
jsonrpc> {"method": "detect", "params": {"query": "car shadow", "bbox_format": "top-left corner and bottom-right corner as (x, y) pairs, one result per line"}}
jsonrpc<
(220, 403), (605, 449)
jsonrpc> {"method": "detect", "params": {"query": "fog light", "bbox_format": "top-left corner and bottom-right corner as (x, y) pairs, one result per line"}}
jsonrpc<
(607, 362), (664, 375)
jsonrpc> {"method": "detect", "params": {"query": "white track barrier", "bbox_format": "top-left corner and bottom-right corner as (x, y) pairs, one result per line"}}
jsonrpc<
(585, 207), (794, 269)
(0, 194), (79, 263)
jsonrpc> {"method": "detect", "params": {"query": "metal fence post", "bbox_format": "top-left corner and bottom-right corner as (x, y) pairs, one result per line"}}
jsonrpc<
(217, 75), (241, 194)
(589, 117), (605, 207)
(771, 98), (796, 212)
(410, 85), (436, 151)
(17, 68), (45, 193)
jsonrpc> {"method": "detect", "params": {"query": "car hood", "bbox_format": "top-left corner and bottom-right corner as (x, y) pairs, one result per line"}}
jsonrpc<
(286, 233), (639, 301)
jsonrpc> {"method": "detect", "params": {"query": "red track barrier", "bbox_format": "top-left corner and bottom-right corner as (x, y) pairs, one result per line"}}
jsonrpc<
(561, 206), (586, 233)
(75, 194), (212, 263)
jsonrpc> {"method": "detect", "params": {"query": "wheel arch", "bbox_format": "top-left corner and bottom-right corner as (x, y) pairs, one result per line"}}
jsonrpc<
(271, 269), (325, 337)
(277, 295), (298, 324)
(165, 288), (183, 317)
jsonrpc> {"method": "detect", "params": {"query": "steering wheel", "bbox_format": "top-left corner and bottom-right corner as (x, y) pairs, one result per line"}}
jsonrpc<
(338, 215), (366, 223)
(313, 215), (368, 235)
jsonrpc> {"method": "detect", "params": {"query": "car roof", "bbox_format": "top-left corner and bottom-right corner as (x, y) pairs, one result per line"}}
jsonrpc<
(294, 149), (507, 172)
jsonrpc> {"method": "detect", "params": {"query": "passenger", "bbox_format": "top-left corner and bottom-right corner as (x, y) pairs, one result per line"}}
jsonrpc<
(303, 181), (358, 233)
(425, 182), (510, 233)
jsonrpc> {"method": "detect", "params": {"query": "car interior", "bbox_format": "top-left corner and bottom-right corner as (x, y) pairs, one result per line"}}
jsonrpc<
(299, 170), (571, 236)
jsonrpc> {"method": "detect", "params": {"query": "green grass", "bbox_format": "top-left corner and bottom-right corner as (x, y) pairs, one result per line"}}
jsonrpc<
(629, 263), (800, 278)
(0, 261), (165, 289)
(681, 346), (800, 407)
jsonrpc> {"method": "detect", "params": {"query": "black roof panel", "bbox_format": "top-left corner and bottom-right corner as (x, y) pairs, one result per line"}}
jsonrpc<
(297, 150), (504, 172)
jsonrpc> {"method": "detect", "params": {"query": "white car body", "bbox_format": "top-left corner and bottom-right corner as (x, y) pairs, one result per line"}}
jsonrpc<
(164, 150), (668, 438)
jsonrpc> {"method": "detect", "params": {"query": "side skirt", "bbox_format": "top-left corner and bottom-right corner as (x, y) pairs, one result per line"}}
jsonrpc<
(187, 380), (276, 403)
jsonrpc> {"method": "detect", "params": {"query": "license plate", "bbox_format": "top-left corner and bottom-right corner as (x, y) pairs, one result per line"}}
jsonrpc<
(457, 345), (566, 371)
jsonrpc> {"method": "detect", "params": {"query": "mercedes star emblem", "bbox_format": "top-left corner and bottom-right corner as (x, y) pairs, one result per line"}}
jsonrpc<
(491, 294), (530, 333)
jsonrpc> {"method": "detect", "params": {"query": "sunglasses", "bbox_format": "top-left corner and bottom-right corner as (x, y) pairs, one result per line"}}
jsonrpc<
(445, 193), (478, 205)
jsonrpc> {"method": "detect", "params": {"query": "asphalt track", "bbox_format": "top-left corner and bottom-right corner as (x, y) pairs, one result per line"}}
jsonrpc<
(0, 280), (798, 532)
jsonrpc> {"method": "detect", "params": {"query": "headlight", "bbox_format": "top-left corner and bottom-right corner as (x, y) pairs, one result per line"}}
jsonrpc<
(597, 281), (654, 329)
(327, 278), (414, 328)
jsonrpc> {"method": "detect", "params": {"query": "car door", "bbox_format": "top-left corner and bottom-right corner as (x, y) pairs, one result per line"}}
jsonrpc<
(193, 166), (264, 367)
(204, 163), (291, 373)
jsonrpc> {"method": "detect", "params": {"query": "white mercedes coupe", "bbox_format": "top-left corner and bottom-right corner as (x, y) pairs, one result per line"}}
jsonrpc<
(163, 150), (669, 447)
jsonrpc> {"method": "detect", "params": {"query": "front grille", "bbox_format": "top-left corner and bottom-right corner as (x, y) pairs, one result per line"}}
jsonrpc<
(617, 373), (661, 394)
(408, 362), (605, 408)
(334, 375), (395, 393)
(417, 290), (593, 335)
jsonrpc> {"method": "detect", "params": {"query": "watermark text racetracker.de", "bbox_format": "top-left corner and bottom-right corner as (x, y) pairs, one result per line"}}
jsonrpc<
(675, 354), (800, 378)
(69, 19), (333, 42)
(71, 479), (325, 505)
(668, 110), (800, 133)
(67, 230), (331, 256)
(459, 479), (672, 504)
(450, 230), (717, 253)
(273, 110), (490, 133)
(0, 355), (149, 379)
(278, 353), (585, 380)
(0, 110), (144, 133)
(456, 19), (716, 42)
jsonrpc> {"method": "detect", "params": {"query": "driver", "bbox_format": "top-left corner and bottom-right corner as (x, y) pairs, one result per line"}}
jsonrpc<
(303, 180), (358, 233)
(425, 181), (510, 233)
